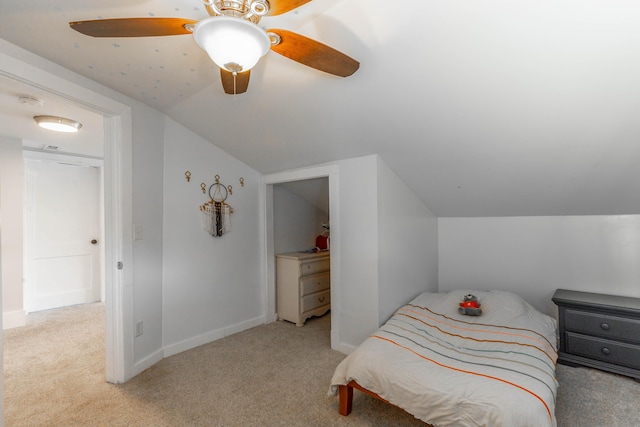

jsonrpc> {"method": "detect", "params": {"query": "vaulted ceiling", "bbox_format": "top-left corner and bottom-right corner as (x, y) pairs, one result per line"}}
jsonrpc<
(1, 1), (639, 217)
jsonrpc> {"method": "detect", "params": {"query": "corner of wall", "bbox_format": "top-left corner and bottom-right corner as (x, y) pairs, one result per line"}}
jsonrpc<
(376, 156), (439, 323)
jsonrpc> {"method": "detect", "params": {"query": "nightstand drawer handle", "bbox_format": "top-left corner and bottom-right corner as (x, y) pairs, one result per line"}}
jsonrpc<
(319, 296), (326, 303)
(601, 347), (611, 356)
(600, 323), (610, 330)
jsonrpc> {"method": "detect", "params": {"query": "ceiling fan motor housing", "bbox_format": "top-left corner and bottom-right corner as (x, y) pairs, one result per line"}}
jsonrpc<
(203, 0), (270, 23)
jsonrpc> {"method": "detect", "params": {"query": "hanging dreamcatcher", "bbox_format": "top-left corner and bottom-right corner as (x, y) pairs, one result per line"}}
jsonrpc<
(199, 175), (234, 237)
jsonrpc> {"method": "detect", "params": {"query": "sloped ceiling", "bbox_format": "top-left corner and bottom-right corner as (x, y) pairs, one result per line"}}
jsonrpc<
(1, 0), (639, 217)
(278, 177), (329, 215)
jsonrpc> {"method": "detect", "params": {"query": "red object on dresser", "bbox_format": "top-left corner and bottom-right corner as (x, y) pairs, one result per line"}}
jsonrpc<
(316, 235), (329, 250)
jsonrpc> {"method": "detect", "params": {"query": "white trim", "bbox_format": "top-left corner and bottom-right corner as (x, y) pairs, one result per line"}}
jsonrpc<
(262, 164), (341, 351)
(22, 149), (104, 167)
(104, 112), (134, 383)
(162, 316), (265, 358)
(334, 342), (357, 355)
(133, 349), (164, 377)
(0, 42), (133, 384)
(2, 310), (26, 330)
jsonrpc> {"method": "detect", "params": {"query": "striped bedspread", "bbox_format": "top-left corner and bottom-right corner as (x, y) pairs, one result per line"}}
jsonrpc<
(330, 290), (558, 426)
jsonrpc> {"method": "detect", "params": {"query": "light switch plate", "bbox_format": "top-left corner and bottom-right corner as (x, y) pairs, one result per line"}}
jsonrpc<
(134, 224), (143, 240)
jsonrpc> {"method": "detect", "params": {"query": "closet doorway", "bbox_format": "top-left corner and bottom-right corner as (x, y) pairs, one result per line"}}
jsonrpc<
(264, 165), (340, 349)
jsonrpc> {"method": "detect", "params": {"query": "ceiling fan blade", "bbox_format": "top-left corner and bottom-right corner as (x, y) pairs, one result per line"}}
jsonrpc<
(220, 69), (251, 95)
(268, 29), (359, 77)
(266, 0), (312, 16)
(69, 18), (198, 37)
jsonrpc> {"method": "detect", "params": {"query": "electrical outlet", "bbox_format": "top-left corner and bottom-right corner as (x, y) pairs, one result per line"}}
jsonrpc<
(135, 320), (143, 337)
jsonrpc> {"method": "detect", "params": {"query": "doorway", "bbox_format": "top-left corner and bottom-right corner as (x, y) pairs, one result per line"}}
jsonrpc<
(0, 57), (133, 387)
(263, 165), (341, 350)
(23, 155), (104, 313)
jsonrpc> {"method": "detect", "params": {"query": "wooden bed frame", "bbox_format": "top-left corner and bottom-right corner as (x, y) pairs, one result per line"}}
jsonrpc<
(338, 380), (391, 416)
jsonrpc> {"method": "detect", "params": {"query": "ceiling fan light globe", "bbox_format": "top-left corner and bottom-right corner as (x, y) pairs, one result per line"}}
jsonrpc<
(194, 16), (270, 73)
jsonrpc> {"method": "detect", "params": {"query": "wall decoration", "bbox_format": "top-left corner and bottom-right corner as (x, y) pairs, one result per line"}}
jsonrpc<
(199, 174), (238, 237)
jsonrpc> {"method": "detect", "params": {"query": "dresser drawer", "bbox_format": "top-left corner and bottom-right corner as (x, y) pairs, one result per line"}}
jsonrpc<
(566, 332), (640, 370)
(565, 309), (640, 345)
(300, 257), (330, 276)
(301, 290), (330, 312)
(300, 272), (330, 296)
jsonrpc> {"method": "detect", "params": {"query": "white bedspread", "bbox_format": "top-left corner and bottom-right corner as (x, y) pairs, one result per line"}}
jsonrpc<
(330, 290), (558, 426)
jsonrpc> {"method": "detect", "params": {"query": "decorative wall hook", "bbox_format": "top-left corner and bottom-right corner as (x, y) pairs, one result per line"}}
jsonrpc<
(228, 185), (233, 195)
(200, 183), (207, 194)
(185, 171), (192, 182)
(239, 177), (245, 187)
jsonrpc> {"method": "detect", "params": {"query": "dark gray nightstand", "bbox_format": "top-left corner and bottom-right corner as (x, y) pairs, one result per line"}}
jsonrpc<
(553, 288), (640, 379)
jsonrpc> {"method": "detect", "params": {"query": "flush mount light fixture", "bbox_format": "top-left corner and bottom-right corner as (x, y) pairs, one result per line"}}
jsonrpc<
(34, 115), (82, 133)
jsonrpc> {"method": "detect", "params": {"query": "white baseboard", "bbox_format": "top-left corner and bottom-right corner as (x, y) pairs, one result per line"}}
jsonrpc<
(333, 342), (357, 355)
(3, 309), (26, 330)
(133, 348), (164, 377)
(163, 315), (265, 358)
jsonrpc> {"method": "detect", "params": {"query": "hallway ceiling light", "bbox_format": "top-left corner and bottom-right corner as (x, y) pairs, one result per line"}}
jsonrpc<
(34, 115), (82, 133)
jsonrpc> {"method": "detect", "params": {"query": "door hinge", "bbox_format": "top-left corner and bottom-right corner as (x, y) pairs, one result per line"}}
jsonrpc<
(117, 261), (123, 270)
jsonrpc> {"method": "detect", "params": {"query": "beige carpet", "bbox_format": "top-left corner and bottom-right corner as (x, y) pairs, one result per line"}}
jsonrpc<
(3, 303), (640, 426)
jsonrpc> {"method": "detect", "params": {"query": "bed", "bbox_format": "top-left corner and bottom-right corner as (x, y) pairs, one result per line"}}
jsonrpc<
(330, 290), (558, 426)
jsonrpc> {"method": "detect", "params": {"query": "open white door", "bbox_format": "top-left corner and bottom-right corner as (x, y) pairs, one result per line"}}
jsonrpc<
(24, 158), (102, 312)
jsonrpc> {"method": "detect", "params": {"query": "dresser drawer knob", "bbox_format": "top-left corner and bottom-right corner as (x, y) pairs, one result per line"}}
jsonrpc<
(601, 347), (611, 356)
(600, 323), (610, 331)
(319, 296), (326, 303)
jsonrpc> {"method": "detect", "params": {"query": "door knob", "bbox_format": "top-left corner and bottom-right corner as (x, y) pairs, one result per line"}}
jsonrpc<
(90, 239), (98, 245)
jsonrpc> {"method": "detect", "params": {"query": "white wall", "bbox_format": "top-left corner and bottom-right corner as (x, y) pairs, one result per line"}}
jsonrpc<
(439, 215), (640, 317)
(131, 106), (165, 366)
(273, 182), (328, 254)
(161, 118), (263, 357)
(0, 136), (24, 329)
(328, 155), (440, 350)
(333, 155), (380, 348)
(377, 157), (439, 324)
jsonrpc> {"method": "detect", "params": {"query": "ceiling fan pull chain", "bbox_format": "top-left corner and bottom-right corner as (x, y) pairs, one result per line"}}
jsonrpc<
(233, 72), (237, 97)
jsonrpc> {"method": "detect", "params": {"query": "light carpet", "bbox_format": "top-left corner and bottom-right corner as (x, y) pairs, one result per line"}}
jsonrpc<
(3, 303), (640, 426)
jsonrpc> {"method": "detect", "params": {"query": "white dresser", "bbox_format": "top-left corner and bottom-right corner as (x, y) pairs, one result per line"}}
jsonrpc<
(276, 251), (330, 326)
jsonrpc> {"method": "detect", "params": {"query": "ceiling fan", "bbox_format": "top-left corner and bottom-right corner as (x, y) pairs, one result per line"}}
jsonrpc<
(69, 0), (360, 95)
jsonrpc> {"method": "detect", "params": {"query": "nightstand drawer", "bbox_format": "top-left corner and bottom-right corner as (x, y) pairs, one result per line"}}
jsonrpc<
(300, 272), (330, 296)
(566, 332), (640, 370)
(565, 309), (640, 345)
(301, 290), (330, 312)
